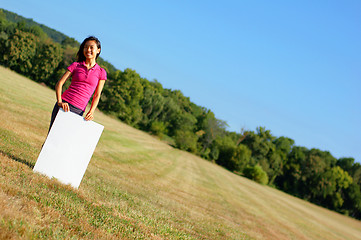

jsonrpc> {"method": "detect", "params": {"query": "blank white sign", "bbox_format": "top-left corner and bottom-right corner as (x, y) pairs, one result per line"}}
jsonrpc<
(34, 109), (104, 188)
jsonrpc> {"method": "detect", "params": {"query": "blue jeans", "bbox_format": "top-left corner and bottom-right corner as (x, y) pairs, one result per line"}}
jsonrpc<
(48, 101), (84, 132)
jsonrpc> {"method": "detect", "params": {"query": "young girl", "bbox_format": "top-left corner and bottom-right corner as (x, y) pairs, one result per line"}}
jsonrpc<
(49, 36), (107, 130)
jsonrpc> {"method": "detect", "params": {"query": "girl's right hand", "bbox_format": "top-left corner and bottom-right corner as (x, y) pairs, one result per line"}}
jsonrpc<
(57, 102), (69, 112)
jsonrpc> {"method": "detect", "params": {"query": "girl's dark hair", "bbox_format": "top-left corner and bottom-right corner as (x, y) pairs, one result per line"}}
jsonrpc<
(76, 36), (101, 62)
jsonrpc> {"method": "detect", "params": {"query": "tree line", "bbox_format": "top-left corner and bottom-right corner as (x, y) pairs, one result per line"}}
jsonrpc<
(1, 9), (360, 220)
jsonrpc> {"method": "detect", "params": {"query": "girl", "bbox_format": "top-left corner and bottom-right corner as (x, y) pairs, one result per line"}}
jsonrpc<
(49, 36), (107, 130)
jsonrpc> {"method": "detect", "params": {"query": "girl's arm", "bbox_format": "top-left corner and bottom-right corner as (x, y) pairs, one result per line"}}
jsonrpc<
(84, 80), (106, 121)
(55, 70), (72, 112)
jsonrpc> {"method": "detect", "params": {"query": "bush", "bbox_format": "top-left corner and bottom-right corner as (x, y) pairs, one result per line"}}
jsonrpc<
(243, 165), (269, 185)
(174, 130), (198, 153)
(150, 121), (167, 136)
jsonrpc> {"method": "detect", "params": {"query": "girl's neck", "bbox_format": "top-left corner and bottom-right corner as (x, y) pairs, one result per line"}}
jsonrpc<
(84, 59), (96, 69)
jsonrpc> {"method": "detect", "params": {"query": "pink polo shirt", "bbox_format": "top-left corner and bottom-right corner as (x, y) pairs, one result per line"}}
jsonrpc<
(62, 61), (107, 111)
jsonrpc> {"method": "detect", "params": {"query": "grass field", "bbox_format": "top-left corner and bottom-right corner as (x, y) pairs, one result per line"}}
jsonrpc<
(1, 65), (361, 239)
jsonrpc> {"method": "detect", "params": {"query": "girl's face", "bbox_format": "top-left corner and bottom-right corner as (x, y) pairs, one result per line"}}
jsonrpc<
(83, 40), (100, 60)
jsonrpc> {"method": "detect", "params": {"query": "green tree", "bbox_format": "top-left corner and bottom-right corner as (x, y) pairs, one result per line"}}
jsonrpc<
(3, 29), (38, 75)
(29, 25), (47, 39)
(336, 157), (361, 219)
(280, 146), (308, 197)
(142, 88), (165, 124)
(267, 150), (282, 185)
(314, 166), (353, 209)
(47, 44), (77, 88)
(61, 36), (79, 48)
(242, 127), (285, 185)
(304, 150), (336, 193)
(157, 97), (180, 127)
(197, 110), (227, 158)
(31, 39), (63, 83)
(160, 89), (197, 136)
(280, 146), (343, 207)
(274, 137), (294, 161)
(242, 127), (274, 163)
(342, 182), (361, 219)
(0, 11), (12, 62)
(215, 136), (237, 169)
(337, 158), (361, 185)
(99, 69), (144, 126)
(231, 144), (252, 173)
(271, 136), (295, 186)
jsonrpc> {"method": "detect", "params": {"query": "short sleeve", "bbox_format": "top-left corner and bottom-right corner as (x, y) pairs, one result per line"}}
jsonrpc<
(67, 62), (78, 72)
(100, 68), (107, 80)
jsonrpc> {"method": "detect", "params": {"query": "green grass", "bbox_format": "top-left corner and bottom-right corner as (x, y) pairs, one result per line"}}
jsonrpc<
(1, 65), (361, 239)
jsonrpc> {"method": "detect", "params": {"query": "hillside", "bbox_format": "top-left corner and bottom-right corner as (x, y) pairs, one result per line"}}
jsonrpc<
(1, 65), (361, 239)
(0, 8), (67, 43)
(1, 8), (360, 218)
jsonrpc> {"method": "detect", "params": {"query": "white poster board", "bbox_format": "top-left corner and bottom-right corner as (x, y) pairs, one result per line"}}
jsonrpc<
(34, 109), (104, 188)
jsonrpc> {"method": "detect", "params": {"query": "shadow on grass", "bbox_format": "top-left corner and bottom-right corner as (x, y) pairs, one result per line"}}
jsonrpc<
(0, 150), (35, 169)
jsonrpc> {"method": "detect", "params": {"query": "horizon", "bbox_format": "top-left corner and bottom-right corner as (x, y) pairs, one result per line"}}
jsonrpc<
(1, 0), (360, 162)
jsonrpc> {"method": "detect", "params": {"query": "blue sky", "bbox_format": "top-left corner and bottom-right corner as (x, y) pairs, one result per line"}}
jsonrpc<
(1, 0), (360, 162)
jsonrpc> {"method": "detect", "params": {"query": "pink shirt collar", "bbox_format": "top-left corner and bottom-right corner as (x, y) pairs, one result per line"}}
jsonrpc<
(79, 61), (100, 70)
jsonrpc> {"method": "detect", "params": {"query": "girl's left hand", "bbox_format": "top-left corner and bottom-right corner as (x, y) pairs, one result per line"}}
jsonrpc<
(84, 111), (94, 121)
